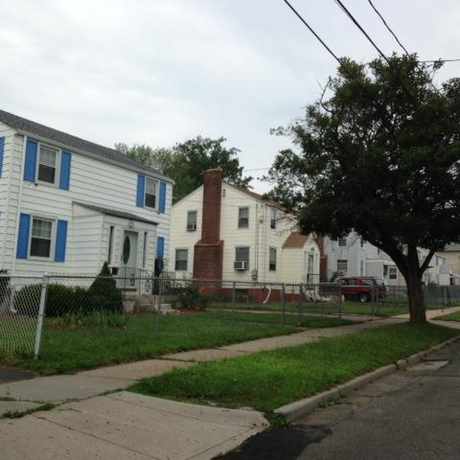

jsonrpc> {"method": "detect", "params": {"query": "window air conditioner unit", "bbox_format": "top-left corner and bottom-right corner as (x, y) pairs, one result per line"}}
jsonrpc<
(234, 260), (248, 271)
(187, 224), (197, 231)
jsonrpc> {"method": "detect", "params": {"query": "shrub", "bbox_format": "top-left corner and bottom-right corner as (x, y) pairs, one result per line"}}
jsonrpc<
(0, 269), (10, 305)
(175, 284), (208, 310)
(88, 262), (123, 313)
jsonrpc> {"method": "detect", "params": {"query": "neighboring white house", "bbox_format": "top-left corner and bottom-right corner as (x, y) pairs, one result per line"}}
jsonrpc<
(0, 110), (173, 282)
(322, 231), (449, 286)
(169, 168), (320, 285)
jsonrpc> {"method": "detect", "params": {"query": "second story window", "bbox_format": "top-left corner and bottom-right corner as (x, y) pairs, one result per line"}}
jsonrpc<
(338, 237), (347, 247)
(187, 210), (197, 232)
(238, 207), (249, 228)
(38, 144), (58, 184)
(31, 217), (53, 258)
(270, 208), (277, 229)
(145, 177), (158, 209)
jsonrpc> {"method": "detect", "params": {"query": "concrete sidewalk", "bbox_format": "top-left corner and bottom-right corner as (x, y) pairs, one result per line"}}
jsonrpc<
(0, 392), (268, 460)
(0, 318), (402, 409)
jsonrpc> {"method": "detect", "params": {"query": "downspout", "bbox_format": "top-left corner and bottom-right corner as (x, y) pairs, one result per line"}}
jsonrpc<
(11, 135), (27, 276)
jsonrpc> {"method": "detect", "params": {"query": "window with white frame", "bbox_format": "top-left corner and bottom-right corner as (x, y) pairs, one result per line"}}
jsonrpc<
(145, 177), (158, 209)
(269, 247), (277, 271)
(270, 208), (277, 229)
(175, 249), (188, 271)
(187, 210), (197, 232)
(389, 266), (398, 280)
(38, 144), (59, 184)
(338, 237), (347, 247)
(238, 207), (249, 228)
(234, 246), (250, 270)
(30, 217), (53, 258)
(337, 259), (348, 274)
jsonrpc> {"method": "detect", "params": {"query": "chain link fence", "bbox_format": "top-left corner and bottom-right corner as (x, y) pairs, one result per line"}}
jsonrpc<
(2, 272), (460, 360)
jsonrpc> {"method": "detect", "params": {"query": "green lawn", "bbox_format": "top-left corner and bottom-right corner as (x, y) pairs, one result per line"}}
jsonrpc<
(1, 311), (349, 375)
(131, 323), (458, 413)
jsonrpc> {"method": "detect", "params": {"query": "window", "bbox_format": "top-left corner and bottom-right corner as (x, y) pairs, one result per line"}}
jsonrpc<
(238, 207), (249, 228)
(389, 266), (398, 280)
(175, 249), (188, 271)
(338, 237), (347, 247)
(145, 177), (158, 209)
(38, 144), (58, 184)
(270, 208), (277, 229)
(107, 226), (114, 264)
(337, 259), (348, 274)
(269, 247), (277, 271)
(187, 210), (197, 232)
(234, 246), (250, 271)
(360, 238), (365, 248)
(30, 217), (53, 258)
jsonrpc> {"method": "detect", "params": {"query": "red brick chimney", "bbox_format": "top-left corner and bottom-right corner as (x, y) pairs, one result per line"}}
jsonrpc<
(315, 235), (329, 282)
(193, 168), (224, 280)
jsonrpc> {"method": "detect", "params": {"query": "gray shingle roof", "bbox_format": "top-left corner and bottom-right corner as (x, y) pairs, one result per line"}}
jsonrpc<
(0, 109), (167, 179)
(73, 202), (158, 226)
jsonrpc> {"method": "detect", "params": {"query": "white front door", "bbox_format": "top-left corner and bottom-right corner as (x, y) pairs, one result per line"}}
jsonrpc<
(121, 231), (138, 288)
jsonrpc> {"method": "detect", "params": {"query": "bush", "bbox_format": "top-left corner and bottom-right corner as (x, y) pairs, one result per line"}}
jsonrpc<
(0, 269), (10, 304)
(175, 285), (208, 310)
(88, 262), (123, 314)
(48, 311), (129, 330)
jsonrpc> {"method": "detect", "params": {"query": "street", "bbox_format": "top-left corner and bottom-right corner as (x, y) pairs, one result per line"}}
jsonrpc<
(219, 340), (460, 460)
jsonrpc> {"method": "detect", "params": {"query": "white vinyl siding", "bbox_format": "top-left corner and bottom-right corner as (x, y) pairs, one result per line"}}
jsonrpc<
(0, 130), (170, 276)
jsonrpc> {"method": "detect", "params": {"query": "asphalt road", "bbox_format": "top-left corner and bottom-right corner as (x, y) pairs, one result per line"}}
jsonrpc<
(217, 341), (460, 460)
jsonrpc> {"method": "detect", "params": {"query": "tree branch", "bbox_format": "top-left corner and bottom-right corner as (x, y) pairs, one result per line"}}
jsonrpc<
(419, 248), (436, 277)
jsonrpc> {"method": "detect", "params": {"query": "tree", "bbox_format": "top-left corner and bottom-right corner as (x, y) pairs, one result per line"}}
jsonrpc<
(266, 55), (460, 323)
(116, 136), (252, 202)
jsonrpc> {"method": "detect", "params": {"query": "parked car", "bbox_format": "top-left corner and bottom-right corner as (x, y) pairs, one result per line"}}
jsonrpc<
(338, 276), (386, 303)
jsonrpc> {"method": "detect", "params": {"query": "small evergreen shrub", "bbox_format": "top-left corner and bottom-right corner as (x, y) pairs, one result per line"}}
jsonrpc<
(176, 285), (208, 310)
(88, 262), (123, 313)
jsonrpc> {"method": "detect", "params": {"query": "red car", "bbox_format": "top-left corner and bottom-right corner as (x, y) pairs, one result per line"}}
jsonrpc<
(338, 276), (386, 303)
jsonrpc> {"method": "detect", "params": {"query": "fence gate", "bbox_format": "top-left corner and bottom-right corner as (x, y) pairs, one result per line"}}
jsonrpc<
(0, 275), (46, 358)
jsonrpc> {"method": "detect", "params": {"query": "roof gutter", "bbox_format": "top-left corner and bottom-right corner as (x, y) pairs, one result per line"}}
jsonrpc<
(15, 129), (175, 185)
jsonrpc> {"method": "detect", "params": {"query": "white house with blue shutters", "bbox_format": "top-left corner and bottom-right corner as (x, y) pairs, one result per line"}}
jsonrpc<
(0, 110), (173, 283)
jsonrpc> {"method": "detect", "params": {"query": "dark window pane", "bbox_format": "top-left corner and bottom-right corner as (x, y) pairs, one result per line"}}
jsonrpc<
(31, 238), (51, 258)
(145, 193), (156, 208)
(38, 165), (55, 183)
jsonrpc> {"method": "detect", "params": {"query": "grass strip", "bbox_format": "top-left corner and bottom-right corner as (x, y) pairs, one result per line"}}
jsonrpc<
(435, 311), (460, 322)
(131, 323), (458, 413)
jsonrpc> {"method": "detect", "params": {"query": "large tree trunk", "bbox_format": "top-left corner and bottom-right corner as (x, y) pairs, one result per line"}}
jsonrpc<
(405, 245), (426, 323)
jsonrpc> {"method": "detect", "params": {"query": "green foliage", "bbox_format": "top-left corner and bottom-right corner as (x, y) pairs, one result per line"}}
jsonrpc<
(116, 136), (252, 203)
(48, 311), (129, 330)
(265, 54), (460, 319)
(88, 262), (123, 314)
(0, 270), (10, 304)
(175, 285), (209, 310)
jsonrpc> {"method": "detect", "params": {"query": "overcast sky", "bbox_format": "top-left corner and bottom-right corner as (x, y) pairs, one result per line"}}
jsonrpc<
(1, 0), (460, 192)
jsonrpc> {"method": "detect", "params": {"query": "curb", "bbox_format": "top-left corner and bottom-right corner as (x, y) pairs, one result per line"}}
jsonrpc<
(274, 335), (460, 422)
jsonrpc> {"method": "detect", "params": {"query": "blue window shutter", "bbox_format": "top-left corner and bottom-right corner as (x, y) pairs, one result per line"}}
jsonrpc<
(0, 137), (4, 177)
(136, 175), (145, 207)
(159, 182), (166, 213)
(157, 236), (165, 258)
(23, 139), (38, 182)
(16, 213), (31, 259)
(55, 220), (68, 263)
(59, 151), (72, 190)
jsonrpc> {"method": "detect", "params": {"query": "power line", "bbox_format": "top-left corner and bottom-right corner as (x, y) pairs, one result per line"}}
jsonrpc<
(421, 58), (460, 64)
(367, 0), (409, 55)
(334, 0), (389, 63)
(281, 0), (342, 64)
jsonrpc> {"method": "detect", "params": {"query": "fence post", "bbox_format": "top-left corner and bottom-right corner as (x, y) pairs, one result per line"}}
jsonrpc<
(281, 283), (286, 325)
(232, 281), (236, 305)
(34, 274), (48, 359)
